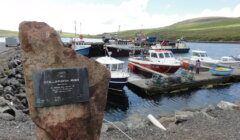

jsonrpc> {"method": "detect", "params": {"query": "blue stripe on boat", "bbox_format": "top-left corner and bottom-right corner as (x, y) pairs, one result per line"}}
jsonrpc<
(75, 47), (91, 56)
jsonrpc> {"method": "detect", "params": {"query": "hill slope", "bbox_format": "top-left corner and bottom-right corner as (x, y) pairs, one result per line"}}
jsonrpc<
(0, 30), (82, 38)
(116, 17), (240, 41)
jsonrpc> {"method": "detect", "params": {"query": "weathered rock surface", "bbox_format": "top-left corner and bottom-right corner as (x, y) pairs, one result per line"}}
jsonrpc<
(19, 21), (110, 140)
(217, 101), (239, 110)
(175, 111), (195, 124)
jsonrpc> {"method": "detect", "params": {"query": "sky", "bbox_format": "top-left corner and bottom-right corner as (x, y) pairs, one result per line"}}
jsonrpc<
(0, 0), (240, 35)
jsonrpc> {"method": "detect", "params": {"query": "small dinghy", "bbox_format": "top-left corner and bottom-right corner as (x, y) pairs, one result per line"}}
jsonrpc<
(210, 66), (233, 76)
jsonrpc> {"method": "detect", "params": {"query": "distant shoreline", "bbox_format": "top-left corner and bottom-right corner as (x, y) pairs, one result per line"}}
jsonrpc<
(187, 40), (240, 44)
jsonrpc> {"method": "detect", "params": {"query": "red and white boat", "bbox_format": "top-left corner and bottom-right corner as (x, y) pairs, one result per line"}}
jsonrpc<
(128, 50), (181, 73)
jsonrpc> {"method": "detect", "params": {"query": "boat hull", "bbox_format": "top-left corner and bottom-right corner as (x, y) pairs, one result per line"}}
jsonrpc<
(75, 46), (91, 56)
(128, 61), (180, 73)
(210, 67), (233, 76)
(165, 48), (190, 53)
(109, 77), (128, 91)
(106, 47), (142, 57)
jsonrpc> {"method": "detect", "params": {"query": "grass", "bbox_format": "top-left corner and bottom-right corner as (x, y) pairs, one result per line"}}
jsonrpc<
(0, 30), (18, 37)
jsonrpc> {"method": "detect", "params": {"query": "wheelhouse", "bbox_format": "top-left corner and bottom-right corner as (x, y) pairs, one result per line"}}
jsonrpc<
(149, 50), (175, 59)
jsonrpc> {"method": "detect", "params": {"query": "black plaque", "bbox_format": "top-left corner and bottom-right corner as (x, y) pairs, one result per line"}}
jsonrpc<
(32, 68), (89, 107)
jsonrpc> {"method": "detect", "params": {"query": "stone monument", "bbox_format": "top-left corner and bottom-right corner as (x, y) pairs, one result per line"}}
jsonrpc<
(19, 21), (110, 140)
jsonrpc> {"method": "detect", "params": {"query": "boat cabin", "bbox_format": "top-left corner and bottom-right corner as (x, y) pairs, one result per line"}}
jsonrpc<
(192, 50), (208, 58)
(72, 38), (87, 45)
(109, 39), (132, 45)
(220, 56), (235, 62)
(96, 56), (124, 71)
(148, 50), (174, 59)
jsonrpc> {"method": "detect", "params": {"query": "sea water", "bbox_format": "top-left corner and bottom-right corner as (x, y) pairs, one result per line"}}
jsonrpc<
(104, 42), (240, 121)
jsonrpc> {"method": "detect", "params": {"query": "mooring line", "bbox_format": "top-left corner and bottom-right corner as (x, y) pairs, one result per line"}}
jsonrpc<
(103, 119), (133, 140)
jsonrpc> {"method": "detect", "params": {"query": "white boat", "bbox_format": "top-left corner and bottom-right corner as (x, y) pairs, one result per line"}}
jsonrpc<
(188, 50), (220, 68)
(181, 50), (240, 69)
(219, 56), (240, 68)
(96, 56), (129, 91)
(71, 38), (91, 56)
(128, 50), (181, 73)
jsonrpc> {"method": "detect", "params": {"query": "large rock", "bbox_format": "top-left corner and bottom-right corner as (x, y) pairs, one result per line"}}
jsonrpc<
(175, 111), (195, 124)
(217, 101), (239, 110)
(19, 21), (110, 140)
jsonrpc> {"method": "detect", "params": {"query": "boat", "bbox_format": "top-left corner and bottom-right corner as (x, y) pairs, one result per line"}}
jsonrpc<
(184, 50), (240, 68)
(151, 39), (190, 53)
(188, 50), (220, 68)
(96, 56), (129, 91)
(210, 66), (233, 76)
(219, 56), (240, 68)
(128, 50), (181, 73)
(71, 38), (91, 56)
(104, 39), (144, 57)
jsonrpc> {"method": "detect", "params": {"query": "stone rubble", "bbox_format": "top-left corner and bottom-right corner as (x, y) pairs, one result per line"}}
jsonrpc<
(0, 53), (28, 121)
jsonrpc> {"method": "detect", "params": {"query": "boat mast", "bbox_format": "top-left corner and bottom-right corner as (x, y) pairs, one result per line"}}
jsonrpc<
(79, 22), (82, 35)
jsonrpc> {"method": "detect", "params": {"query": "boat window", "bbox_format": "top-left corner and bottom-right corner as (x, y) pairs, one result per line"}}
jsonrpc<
(222, 58), (228, 61)
(118, 63), (123, 70)
(158, 53), (164, 58)
(169, 53), (174, 58)
(111, 64), (118, 71)
(106, 64), (110, 69)
(192, 52), (200, 57)
(200, 53), (207, 57)
(164, 53), (170, 58)
(151, 53), (158, 58)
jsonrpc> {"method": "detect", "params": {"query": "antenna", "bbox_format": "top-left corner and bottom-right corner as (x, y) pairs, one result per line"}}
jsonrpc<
(79, 22), (82, 35)
(74, 20), (77, 37)
(118, 25), (121, 32)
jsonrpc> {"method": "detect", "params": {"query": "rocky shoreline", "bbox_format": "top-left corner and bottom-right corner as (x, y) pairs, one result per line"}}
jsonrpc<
(1, 99), (240, 140)
(1, 46), (240, 139)
(100, 101), (240, 140)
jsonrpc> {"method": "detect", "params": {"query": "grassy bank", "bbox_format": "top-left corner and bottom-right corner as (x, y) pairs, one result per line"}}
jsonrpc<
(0, 30), (18, 37)
(116, 17), (240, 42)
(0, 30), (94, 38)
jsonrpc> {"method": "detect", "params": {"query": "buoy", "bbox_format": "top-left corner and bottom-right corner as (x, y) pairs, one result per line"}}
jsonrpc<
(147, 114), (166, 131)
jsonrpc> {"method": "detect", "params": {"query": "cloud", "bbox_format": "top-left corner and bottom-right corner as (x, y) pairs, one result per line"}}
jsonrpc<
(200, 4), (240, 17)
(0, 0), (239, 35)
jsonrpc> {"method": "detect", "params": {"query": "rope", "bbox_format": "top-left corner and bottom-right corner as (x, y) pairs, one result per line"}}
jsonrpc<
(103, 119), (133, 140)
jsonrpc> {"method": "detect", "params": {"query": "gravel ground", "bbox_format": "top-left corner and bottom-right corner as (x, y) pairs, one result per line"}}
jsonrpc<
(0, 116), (36, 140)
(100, 106), (240, 140)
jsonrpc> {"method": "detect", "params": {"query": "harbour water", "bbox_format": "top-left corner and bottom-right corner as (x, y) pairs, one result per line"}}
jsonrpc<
(104, 42), (240, 121)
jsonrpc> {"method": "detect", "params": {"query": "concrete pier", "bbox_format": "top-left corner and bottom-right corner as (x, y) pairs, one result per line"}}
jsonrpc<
(127, 69), (240, 96)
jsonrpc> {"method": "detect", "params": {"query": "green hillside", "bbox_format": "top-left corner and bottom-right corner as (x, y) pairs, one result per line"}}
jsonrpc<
(0, 30), (18, 37)
(116, 17), (240, 41)
(0, 30), (84, 38)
